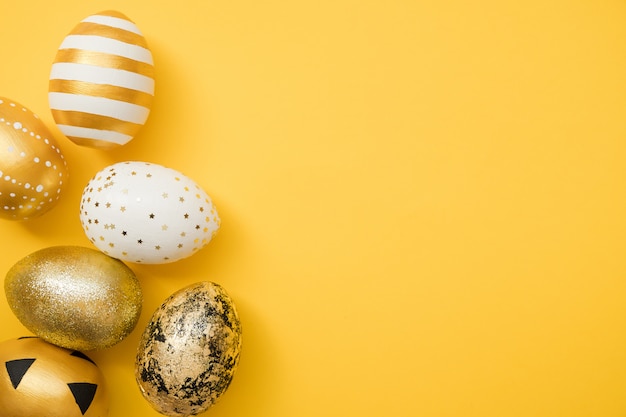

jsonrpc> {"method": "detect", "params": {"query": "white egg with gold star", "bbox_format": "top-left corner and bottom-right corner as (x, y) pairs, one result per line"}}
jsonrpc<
(79, 161), (220, 264)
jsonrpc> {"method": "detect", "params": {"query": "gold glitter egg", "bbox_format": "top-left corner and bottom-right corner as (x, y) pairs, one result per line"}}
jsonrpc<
(49, 10), (154, 149)
(0, 97), (68, 220)
(135, 282), (242, 417)
(0, 337), (109, 417)
(4, 246), (142, 351)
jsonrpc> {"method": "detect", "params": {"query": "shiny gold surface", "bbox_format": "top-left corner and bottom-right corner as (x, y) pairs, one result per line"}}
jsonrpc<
(0, 97), (68, 220)
(4, 246), (142, 351)
(135, 282), (242, 417)
(0, 337), (109, 417)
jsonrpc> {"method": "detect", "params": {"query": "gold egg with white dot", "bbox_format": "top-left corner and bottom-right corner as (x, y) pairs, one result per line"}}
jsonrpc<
(0, 97), (68, 220)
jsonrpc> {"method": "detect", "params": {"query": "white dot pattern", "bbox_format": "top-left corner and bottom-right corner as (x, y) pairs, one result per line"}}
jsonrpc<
(0, 98), (68, 220)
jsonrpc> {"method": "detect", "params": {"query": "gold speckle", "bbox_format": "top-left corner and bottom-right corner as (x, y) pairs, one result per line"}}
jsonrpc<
(162, 224), (168, 231)
(120, 206), (126, 212)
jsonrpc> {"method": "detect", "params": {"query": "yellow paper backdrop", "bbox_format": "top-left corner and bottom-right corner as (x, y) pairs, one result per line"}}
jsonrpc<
(0, 1), (625, 416)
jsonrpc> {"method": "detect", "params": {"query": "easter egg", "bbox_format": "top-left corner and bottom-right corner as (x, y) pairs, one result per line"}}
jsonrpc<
(4, 246), (142, 351)
(79, 161), (220, 264)
(135, 282), (242, 417)
(0, 97), (68, 220)
(0, 336), (109, 417)
(49, 10), (154, 149)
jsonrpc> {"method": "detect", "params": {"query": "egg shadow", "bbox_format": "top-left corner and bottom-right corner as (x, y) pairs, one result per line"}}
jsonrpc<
(197, 298), (279, 417)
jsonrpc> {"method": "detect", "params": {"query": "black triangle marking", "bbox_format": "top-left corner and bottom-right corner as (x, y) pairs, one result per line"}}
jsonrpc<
(5, 359), (36, 389)
(70, 350), (96, 366)
(68, 383), (98, 415)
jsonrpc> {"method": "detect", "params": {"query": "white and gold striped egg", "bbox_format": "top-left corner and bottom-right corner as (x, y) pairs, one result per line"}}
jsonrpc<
(49, 10), (154, 149)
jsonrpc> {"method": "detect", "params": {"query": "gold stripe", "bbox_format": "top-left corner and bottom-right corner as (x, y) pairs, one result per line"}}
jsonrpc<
(49, 80), (154, 108)
(72, 22), (149, 49)
(66, 136), (122, 149)
(53, 49), (154, 78)
(51, 110), (143, 136)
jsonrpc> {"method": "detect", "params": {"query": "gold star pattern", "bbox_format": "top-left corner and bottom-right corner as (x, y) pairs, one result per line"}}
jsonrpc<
(79, 162), (221, 264)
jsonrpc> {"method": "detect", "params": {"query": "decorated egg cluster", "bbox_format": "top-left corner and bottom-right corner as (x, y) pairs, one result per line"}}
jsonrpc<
(0, 10), (242, 417)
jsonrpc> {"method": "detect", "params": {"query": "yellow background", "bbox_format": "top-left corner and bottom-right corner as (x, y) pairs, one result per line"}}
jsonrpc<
(0, 0), (625, 415)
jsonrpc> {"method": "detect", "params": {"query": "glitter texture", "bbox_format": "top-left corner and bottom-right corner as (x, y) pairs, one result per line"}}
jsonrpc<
(4, 246), (142, 351)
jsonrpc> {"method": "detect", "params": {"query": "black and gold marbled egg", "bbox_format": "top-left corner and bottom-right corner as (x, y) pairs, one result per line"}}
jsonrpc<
(135, 281), (242, 417)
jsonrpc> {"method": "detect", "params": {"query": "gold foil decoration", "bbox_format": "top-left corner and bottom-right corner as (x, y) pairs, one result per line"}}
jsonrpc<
(135, 282), (242, 417)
